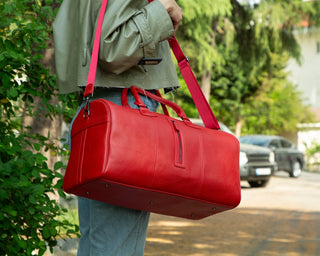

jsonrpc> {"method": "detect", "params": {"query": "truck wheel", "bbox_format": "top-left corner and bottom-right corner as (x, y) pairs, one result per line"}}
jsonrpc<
(290, 161), (302, 178)
(248, 180), (269, 188)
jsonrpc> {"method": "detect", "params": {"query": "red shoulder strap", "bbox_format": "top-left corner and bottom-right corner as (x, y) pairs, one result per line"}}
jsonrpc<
(83, 0), (108, 98)
(84, 0), (220, 130)
(168, 37), (219, 129)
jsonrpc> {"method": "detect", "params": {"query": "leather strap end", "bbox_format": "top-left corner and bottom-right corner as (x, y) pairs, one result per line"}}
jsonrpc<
(83, 84), (94, 98)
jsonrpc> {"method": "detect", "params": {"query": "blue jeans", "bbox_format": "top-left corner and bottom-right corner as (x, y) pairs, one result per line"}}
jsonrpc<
(70, 88), (159, 256)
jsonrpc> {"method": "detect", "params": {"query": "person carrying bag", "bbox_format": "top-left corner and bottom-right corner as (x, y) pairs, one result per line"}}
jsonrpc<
(54, 0), (183, 255)
(53, 0), (240, 255)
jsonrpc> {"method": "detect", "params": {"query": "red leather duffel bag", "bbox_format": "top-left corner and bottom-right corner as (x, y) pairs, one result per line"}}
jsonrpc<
(63, 86), (241, 220)
(62, 0), (241, 220)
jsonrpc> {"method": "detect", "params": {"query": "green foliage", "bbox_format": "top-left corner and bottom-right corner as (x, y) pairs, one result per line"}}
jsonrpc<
(0, 0), (78, 255)
(305, 143), (320, 158)
(0, 132), (75, 255)
(242, 80), (313, 135)
(175, 0), (318, 134)
(210, 50), (249, 129)
(176, 0), (234, 74)
(172, 0), (236, 117)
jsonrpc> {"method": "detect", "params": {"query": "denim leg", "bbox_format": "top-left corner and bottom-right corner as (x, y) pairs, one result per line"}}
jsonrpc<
(76, 88), (158, 256)
(77, 197), (90, 256)
(89, 201), (150, 256)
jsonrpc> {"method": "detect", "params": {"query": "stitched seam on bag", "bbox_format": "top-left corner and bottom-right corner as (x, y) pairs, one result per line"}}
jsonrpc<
(171, 120), (185, 168)
(78, 129), (87, 184)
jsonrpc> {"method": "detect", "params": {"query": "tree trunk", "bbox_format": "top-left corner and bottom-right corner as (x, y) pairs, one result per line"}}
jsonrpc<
(200, 70), (212, 102)
(200, 31), (216, 102)
(22, 36), (62, 171)
(235, 117), (242, 138)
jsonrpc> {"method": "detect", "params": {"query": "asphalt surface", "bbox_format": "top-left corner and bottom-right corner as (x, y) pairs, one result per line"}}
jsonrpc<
(144, 171), (320, 256)
(47, 171), (320, 256)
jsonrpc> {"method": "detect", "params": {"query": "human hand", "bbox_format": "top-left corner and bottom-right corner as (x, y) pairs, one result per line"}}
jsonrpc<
(158, 0), (182, 33)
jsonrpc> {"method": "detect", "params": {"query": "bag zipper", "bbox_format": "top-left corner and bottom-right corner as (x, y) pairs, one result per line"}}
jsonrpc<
(172, 121), (183, 166)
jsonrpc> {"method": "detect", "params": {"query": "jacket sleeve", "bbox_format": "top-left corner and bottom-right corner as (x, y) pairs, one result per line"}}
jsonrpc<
(97, 0), (175, 74)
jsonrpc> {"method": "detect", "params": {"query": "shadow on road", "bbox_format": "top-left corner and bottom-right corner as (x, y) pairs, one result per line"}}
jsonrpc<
(145, 208), (320, 256)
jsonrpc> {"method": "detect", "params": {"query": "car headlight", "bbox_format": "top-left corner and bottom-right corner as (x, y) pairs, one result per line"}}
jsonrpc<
(269, 152), (275, 163)
(240, 152), (248, 166)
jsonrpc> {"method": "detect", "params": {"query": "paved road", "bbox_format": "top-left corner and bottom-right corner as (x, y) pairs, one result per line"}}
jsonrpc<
(47, 171), (320, 256)
(144, 171), (320, 256)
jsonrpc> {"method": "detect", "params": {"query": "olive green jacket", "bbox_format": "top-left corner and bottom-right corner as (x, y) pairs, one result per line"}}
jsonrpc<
(53, 0), (180, 94)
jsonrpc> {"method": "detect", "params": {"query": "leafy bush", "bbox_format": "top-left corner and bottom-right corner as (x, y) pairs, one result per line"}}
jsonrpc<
(0, 0), (78, 255)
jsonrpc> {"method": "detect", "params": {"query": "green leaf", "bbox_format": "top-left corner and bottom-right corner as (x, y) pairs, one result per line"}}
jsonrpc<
(34, 143), (41, 151)
(35, 153), (47, 165)
(28, 207), (36, 215)
(42, 227), (50, 239)
(29, 195), (37, 204)
(0, 189), (8, 200)
(3, 206), (18, 217)
(7, 88), (19, 98)
(54, 161), (63, 171)
(58, 189), (66, 198)
(31, 184), (45, 194)
(50, 227), (57, 236)
(55, 172), (63, 178)
(0, 53), (5, 62)
(17, 238), (27, 249)
(3, 3), (14, 14)
(0, 212), (4, 221)
(32, 169), (41, 178)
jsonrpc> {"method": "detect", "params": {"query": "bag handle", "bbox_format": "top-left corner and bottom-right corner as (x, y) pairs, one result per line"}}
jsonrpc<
(83, 0), (220, 130)
(123, 86), (190, 122)
(121, 87), (170, 116)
